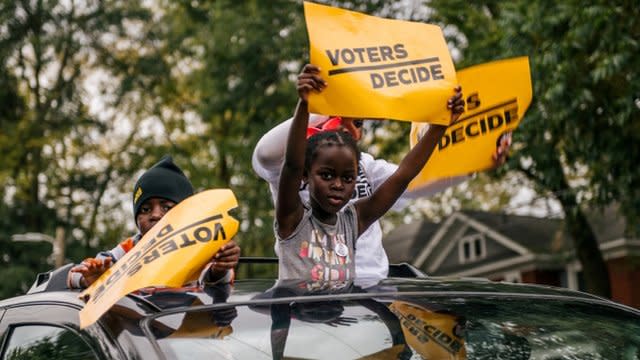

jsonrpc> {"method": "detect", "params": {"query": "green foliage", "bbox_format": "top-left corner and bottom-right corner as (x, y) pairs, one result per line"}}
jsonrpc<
(143, 0), (395, 263)
(425, 0), (639, 229)
(423, 0), (640, 296)
(147, 0), (307, 260)
(0, 0), (397, 296)
(0, 0), (161, 298)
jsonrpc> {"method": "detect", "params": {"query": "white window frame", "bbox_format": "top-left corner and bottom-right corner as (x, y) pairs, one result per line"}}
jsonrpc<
(565, 261), (582, 291)
(458, 233), (486, 264)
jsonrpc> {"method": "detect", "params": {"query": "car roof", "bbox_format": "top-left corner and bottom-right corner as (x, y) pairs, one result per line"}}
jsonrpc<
(135, 276), (640, 358)
(0, 289), (86, 309)
(205, 276), (640, 315)
(2, 260), (638, 318)
(4, 259), (639, 360)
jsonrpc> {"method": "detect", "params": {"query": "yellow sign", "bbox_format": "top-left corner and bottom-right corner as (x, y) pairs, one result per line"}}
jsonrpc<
(389, 301), (467, 359)
(304, 1), (457, 125)
(168, 312), (233, 339)
(79, 189), (239, 329)
(167, 299), (233, 339)
(409, 57), (532, 190)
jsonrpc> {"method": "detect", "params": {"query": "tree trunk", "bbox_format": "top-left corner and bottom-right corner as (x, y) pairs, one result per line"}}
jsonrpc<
(561, 202), (611, 298)
(548, 158), (611, 298)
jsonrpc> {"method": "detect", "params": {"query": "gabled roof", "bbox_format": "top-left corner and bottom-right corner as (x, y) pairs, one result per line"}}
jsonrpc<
(461, 205), (628, 253)
(413, 212), (535, 274)
(460, 210), (566, 254)
(382, 204), (634, 277)
(383, 219), (438, 263)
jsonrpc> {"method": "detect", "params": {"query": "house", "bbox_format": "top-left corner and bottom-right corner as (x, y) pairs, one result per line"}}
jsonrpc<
(383, 205), (640, 308)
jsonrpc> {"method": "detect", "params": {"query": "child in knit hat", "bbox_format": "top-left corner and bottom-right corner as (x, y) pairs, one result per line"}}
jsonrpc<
(68, 155), (241, 288)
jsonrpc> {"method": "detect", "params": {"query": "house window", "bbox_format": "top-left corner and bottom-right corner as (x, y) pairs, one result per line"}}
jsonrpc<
(458, 234), (486, 264)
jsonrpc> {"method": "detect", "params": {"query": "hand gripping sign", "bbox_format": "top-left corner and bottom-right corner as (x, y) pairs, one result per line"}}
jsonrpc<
(79, 189), (239, 329)
(303, 1), (457, 125)
(408, 57), (532, 190)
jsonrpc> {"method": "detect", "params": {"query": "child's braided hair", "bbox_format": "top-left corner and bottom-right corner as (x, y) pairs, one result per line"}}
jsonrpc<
(304, 130), (361, 172)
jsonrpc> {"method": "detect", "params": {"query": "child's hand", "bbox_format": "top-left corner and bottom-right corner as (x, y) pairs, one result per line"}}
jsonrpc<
(492, 131), (512, 167)
(297, 64), (327, 102)
(209, 240), (241, 279)
(447, 85), (465, 124)
(70, 257), (112, 287)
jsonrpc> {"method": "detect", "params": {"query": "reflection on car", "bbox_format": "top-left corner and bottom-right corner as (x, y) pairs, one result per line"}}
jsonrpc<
(1, 260), (639, 359)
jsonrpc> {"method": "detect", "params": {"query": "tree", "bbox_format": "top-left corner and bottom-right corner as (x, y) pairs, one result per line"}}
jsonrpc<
(422, 0), (640, 297)
(0, 0), (164, 297)
(146, 0), (396, 276)
(1, 0), (403, 295)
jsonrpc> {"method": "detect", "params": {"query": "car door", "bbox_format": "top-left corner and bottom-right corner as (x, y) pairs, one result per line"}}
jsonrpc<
(0, 302), (124, 360)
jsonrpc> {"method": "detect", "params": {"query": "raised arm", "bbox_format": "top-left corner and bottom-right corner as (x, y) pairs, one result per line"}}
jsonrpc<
(356, 86), (465, 233)
(403, 128), (512, 198)
(276, 64), (327, 238)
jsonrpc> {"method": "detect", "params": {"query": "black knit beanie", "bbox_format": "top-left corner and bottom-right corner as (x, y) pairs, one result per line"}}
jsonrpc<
(132, 155), (194, 219)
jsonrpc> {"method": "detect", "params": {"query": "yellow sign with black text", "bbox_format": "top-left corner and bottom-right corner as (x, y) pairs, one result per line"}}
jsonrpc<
(389, 301), (467, 359)
(304, 1), (457, 125)
(409, 57), (532, 190)
(79, 189), (239, 329)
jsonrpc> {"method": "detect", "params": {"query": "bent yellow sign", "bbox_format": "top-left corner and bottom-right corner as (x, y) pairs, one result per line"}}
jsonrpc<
(304, 1), (457, 125)
(79, 189), (239, 329)
(409, 57), (532, 190)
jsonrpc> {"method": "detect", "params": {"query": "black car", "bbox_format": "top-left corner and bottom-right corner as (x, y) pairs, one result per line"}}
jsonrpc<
(1, 260), (639, 359)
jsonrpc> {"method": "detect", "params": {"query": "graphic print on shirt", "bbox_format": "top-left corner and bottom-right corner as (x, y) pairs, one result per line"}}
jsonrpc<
(352, 165), (372, 199)
(298, 228), (352, 283)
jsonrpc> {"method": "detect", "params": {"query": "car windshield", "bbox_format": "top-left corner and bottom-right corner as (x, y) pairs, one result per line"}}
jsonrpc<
(147, 294), (640, 359)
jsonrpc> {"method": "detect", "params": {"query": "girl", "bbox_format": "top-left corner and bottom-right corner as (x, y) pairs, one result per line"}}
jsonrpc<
(276, 64), (464, 283)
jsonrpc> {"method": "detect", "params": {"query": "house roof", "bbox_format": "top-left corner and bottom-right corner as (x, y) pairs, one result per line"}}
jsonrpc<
(383, 219), (438, 263)
(462, 205), (629, 252)
(460, 210), (566, 254)
(383, 204), (630, 270)
(583, 204), (628, 242)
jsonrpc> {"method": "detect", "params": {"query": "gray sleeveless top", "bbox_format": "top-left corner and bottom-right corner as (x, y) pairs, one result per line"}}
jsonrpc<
(276, 203), (358, 285)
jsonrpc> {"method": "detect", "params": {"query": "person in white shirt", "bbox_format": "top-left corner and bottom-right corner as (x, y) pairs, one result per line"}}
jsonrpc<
(252, 113), (509, 280)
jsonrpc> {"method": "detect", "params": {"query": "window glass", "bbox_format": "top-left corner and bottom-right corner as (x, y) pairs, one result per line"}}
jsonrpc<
(460, 234), (486, 263)
(474, 238), (482, 257)
(153, 300), (407, 359)
(150, 296), (640, 359)
(2, 325), (97, 360)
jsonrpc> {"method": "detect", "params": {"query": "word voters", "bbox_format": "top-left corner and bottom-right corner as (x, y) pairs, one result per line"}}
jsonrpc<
(304, 1), (456, 123)
(325, 44), (446, 90)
